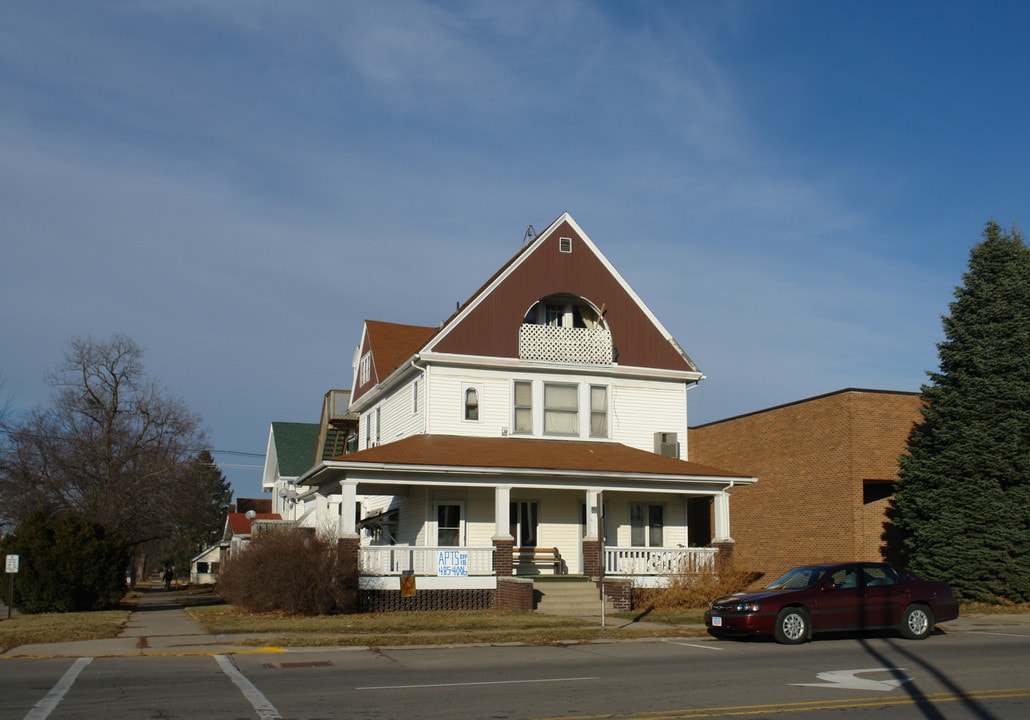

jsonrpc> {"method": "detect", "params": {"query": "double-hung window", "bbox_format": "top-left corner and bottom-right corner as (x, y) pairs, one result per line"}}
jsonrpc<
(437, 505), (462, 546)
(464, 386), (480, 421)
(544, 383), (578, 435)
(590, 385), (608, 437)
(513, 380), (533, 434)
(359, 352), (371, 385)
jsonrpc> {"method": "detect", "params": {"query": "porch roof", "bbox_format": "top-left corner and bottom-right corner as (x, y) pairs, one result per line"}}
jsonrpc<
(304, 434), (754, 487)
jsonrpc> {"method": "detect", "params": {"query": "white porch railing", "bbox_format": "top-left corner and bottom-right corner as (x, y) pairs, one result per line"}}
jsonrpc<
(604, 547), (717, 576)
(360, 546), (495, 576)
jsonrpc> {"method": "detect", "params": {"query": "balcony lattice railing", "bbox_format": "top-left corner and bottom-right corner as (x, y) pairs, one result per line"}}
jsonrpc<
(518, 324), (613, 364)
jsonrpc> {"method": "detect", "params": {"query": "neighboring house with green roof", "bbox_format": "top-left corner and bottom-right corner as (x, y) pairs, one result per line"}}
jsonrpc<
(262, 421), (319, 523)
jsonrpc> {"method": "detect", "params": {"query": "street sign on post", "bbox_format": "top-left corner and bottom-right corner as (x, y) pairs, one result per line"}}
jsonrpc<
(4, 554), (17, 620)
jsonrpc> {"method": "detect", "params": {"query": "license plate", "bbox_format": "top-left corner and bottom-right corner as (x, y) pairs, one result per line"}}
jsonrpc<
(712, 616), (722, 627)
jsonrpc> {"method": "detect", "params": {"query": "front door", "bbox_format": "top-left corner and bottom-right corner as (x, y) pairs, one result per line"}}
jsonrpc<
(510, 501), (539, 547)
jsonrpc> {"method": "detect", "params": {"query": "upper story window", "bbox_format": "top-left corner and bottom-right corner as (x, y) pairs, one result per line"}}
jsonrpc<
(464, 385), (480, 421)
(359, 352), (371, 385)
(590, 385), (608, 437)
(544, 383), (578, 435)
(513, 380), (533, 434)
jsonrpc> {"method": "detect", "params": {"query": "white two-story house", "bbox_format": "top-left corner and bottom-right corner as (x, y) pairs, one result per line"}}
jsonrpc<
(292, 213), (754, 611)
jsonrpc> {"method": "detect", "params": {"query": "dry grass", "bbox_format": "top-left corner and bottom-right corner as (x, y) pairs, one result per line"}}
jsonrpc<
(186, 605), (709, 647)
(958, 601), (1030, 616)
(0, 610), (129, 651)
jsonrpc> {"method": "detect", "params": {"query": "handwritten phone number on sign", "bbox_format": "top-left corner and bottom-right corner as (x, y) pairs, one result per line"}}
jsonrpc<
(437, 551), (469, 576)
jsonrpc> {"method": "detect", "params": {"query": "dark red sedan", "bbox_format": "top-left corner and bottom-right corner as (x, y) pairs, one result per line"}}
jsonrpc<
(704, 562), (959, 644)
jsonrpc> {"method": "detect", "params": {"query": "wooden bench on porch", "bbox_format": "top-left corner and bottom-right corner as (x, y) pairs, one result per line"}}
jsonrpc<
(513, 546), (563, 574)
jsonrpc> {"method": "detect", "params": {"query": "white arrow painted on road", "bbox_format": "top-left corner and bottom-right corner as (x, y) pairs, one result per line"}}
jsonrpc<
(793, 667), (912, 692)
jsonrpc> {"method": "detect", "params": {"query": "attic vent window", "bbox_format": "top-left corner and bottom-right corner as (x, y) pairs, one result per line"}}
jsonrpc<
(559, 237), (572, 253)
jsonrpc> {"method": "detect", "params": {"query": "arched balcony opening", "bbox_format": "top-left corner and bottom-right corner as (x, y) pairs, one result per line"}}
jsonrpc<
(519, 294), (614, 364)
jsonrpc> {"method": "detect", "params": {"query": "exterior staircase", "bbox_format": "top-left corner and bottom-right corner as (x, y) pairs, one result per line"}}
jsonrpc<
(532, 579), (616, 616)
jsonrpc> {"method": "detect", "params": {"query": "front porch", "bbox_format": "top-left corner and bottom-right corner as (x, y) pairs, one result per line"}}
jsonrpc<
(357, 544), (719, 580)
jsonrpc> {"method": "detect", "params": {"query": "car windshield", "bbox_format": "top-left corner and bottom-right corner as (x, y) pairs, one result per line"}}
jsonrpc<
(765, 566), (826, 590)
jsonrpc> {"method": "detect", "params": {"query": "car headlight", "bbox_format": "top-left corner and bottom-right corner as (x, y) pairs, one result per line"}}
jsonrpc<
(734, 602), (761, 613)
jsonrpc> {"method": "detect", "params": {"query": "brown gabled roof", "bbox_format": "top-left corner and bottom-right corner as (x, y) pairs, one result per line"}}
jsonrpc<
(365, 320), (438, 385)
(330, 434), (748, 479)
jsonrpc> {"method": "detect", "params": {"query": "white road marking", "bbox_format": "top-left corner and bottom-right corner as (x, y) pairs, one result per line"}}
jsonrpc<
(358, 676), (598, 690)
(215, 654), (283, 720)
(969, 630), (1030, 638)
(23, 657), (92, 720)
(794, 667), (912, 692)
(662, 639), (724, 651)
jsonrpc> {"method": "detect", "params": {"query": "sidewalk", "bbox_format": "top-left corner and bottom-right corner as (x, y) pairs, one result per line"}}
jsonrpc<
(2, 587), (282, 659)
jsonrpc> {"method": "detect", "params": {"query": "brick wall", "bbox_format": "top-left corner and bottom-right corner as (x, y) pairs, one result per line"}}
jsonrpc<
(600, 578), (632, 611)
(496, 577), (534, 611)
(690, 389), (922, 583)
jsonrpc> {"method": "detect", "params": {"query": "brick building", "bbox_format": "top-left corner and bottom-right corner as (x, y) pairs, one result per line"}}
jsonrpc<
(689, 388), (923, 584)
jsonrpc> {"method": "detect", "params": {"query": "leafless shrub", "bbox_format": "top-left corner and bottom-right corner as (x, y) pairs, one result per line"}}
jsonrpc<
(217, 529), (356, 615)
(633, 552), (764, 610)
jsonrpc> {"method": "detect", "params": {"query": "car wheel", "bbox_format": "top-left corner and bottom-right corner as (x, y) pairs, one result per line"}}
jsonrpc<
(900, 604), (933, 640)
(774, 607), (810, 645)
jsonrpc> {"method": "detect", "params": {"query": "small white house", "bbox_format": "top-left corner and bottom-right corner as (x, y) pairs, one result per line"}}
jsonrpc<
(189, 542), (225, 585)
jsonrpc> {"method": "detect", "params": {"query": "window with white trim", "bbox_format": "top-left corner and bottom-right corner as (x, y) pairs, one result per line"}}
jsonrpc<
(463, 385), (480, 421)
(359, 352), (371, 385)
(590, 385), (608, 437)
(513, 380), (533, 434)
(436, 504), (462, 546)
(543, 383), (578, 435)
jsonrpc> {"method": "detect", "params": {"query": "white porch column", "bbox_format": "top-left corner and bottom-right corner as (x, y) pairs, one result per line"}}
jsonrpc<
(326, 494), (342, 537)
(339, 479), (359, 538)
(713, 491), (732, 543)
(584, 489), (602, 540)
(682, 496), (691, 546)
(494, 484), (512, 540)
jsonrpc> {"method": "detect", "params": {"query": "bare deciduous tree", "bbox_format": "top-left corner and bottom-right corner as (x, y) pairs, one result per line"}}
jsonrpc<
(0, 334), (210, 548)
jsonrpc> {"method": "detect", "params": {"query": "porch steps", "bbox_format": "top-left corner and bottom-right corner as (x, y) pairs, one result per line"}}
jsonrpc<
(532, 579), (615, 616)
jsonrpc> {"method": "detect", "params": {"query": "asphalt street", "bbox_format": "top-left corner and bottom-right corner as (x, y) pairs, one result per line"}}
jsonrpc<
(3, 589), (1030, 719)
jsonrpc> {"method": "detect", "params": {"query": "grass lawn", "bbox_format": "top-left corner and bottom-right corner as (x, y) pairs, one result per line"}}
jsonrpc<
(0, 609), (130, 651)
(185, 605), (710, 647)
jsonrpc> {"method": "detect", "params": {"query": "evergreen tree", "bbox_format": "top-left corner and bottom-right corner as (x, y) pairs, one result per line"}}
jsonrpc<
(886, 221), (1030, 602)
(0, 512), (130, 612)
(149, 450), (232, 577)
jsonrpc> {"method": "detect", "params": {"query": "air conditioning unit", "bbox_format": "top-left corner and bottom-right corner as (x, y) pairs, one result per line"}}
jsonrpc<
(654, 432), (678, 458)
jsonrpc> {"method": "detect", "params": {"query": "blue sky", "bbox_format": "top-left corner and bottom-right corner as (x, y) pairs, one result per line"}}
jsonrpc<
(2, 1), (1028, 499)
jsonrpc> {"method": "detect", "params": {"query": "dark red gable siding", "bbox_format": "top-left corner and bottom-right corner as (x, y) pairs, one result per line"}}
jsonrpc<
(431, 221), (696, 372)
